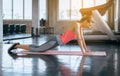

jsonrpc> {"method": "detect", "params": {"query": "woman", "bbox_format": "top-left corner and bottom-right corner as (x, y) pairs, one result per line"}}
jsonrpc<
(8, 15), (93, 56)
(8, 0), (113, 56)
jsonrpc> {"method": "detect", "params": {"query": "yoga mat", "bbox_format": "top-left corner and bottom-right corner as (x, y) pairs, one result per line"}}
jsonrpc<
(17, 50), (106, 56)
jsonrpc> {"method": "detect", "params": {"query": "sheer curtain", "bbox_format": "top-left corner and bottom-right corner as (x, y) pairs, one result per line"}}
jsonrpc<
(58, 0), (107, 20)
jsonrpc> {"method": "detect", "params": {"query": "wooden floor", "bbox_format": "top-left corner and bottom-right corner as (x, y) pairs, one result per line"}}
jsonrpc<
(1, 34), (120, 76)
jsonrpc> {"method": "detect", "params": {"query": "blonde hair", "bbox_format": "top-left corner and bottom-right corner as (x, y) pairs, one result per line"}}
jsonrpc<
(79, 15), (92, 23)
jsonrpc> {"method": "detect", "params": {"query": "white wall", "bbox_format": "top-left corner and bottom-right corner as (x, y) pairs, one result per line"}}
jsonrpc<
(0, 0), (3, 43)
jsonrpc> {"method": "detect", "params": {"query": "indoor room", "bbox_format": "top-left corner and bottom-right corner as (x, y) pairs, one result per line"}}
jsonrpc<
(0, 0), (120, 76)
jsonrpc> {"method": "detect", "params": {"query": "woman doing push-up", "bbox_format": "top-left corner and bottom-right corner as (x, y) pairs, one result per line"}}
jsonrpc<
(8, 0), (113, 56)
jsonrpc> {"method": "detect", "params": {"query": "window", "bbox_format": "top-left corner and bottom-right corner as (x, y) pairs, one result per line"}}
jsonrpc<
(24, 0), (32, 19)
(3, 0), (46, 20)
(83, 0), (94, 8)
(13, 0), (23, 19)
(59, 0), (70, 20)
(39, 0), (47, 20)
(95, 0), (106, 6)
(3, 0), (12, 19)
(71, 0), (82, 20)
(58, 0), (107, 20)
(3, 0), (32, 20)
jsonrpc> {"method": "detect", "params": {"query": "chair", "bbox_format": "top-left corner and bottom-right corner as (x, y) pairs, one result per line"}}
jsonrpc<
(20, 24), (26, 33)
(3, 24), (9, 35)
(14, 24), (20, 33)
(9, 24), (15, 34)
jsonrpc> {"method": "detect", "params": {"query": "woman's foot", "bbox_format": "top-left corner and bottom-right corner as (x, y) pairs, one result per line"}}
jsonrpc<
(8, 52), (18, 59)
(8, 43), (20, 55)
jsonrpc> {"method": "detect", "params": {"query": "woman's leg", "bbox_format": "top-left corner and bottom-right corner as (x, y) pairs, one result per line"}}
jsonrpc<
(8, 37), (59, 53)
(15, 44), (29, 50)
(29, 39), (59, 52)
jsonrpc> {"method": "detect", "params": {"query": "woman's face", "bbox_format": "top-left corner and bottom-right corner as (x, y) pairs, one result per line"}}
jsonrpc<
(81, 20), (93, 28)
